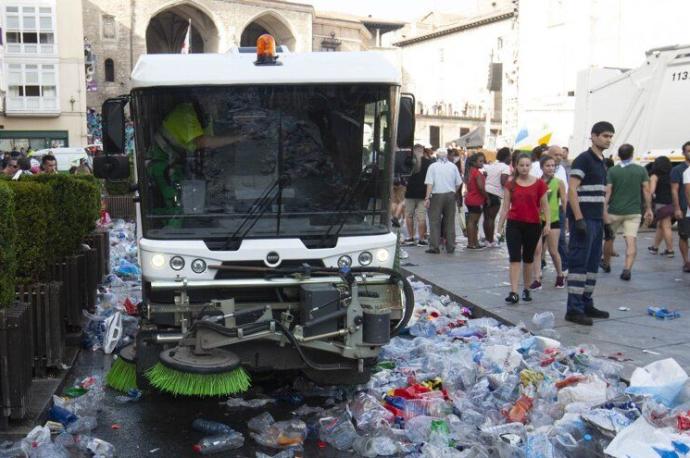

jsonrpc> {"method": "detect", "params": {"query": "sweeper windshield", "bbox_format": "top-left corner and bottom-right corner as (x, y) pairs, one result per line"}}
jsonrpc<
(131, 84), (397, 243)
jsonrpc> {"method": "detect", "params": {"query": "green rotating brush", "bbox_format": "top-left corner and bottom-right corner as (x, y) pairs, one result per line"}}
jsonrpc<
(106, 343), (138, 392)
(145, 346), (250, 397)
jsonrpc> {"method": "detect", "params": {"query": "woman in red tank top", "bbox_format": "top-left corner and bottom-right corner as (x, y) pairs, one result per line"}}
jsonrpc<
(497, 153), (551, 304)
(465, 152), (488, 249)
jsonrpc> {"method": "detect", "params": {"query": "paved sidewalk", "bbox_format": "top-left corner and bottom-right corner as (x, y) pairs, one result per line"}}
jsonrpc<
(401, 231), (690, 379)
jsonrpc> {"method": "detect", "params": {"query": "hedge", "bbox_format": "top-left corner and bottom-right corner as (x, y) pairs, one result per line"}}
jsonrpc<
(26, 174), (101, 260)
(0, 181), (17, 307)
(7, 181), (53, 283)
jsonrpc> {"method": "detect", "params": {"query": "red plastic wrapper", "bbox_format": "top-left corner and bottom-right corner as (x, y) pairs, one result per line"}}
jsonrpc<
(504, 395), (533, 424)
(555, 375), (586, 390)
(678, 413), (690, 431)
(393, 384), (431, 399)
(123, 297), (138, 316)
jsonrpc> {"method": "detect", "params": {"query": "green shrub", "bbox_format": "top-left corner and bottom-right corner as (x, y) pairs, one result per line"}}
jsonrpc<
(7, 181), (53, 283)
(0, 182), (17, 307)
(26, 175), (101, 259)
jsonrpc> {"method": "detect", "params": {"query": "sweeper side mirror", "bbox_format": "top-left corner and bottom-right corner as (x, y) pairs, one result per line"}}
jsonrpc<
(397, 93), (416, 150)
(95, 96), (130, 180)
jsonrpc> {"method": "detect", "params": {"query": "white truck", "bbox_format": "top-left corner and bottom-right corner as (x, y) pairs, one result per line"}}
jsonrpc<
(94, 37), (416, 391)
(572, 44), (690, 163)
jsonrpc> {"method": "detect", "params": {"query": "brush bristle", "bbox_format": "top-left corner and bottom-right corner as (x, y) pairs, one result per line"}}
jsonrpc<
(106, 358), (138, 392)
(145, 363), (251, 397)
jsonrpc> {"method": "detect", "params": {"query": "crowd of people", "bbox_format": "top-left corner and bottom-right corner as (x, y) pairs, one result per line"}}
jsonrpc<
(394, 122), (690, 326)
(1, 149), (92, 178)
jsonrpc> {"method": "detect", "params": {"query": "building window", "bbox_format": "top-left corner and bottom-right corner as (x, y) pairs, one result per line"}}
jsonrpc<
(104, 58), (115, 82)
(4, 5), (56, 54)
(102, 15), (116, 39)
(6, 63), (58, 113)
(320, 32), (341, 52)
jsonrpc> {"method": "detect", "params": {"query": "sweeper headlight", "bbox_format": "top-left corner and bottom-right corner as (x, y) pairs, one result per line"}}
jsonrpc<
(255, 34), (281, 66)
(337, 255), (352, 268)
(170, 256), (185, 271)
(375, 249), (390, 263)
(150, 254), (165, 269)
(191, 259), (207, 274)
(358, 251), (373, 266)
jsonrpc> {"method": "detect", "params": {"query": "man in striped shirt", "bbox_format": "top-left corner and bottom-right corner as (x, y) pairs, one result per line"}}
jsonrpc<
(565, 121), (614, 326)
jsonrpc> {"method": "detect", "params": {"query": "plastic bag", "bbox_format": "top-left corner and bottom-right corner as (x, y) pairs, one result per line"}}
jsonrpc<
(626, 358), (689, 407)
(604, 416), (690, 458)
(350, 392), (394, 431)
(250, 419), (307, 449)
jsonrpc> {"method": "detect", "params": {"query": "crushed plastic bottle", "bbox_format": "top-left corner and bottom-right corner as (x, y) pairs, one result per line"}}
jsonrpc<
(192, 432), (244, 455)
(318, 412), (358, 451)
(532, 311), (555, 329)
(248, 412), (275, 433)
(191, 418), (234, 435)
(66, 416), (97, 434)
(352, 434), (400, 457)
(251, 419), (307, 449)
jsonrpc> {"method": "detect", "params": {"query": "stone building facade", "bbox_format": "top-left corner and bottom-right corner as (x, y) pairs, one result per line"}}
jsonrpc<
(82, 0), (389, 109)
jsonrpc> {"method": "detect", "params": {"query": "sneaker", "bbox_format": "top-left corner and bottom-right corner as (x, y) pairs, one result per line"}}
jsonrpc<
(529, 280), (542, 290)
(648, 246), (659, 254)
(466, 244), (486, 250)
(661, 250), (675, 258)
(683, 262), (690, 273)
(447, 247), (456, 254)
(417, 239), (429, 247)
(555, 276), (565, 288)
(522, 289), (532, 302)
(599, 259), (611, 273)
(505, 292), (519, 304)
(401, 238), (416, 247)
(584, 306), (610, 319)
(565, 313), (593, 326)
(400, 249), (409, 260)
(620, 269), (631, 281)
(391, 218), (401, 228)
(425, 248), (440, 254)
(541, 259), (547, 270)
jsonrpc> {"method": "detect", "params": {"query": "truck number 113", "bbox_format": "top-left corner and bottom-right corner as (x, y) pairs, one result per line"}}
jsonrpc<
(672, 71), (689, 81)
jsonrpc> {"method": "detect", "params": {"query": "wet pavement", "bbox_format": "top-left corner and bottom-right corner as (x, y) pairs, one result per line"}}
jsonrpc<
(401, 230), (690, 379)
(70, 351), (356, 457)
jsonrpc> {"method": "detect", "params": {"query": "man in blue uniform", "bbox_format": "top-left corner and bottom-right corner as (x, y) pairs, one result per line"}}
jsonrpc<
(565, 121), (614, 326)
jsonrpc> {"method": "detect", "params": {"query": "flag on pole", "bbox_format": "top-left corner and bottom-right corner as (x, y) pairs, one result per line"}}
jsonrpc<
(180, 19), (191, 54)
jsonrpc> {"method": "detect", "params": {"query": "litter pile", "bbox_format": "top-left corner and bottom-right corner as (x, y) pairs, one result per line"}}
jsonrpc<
(223, 280), (690, 457)
(83, 219), (141, 355)
(0, 376), (115, 457)
(5, 215), (690, 457)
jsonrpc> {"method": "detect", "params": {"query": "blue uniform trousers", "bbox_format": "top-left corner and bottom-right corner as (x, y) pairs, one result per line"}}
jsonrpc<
(566, 216), (603, 315)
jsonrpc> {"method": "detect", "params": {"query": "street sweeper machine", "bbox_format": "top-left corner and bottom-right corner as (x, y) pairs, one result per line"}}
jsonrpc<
(95, 35), (417, 396)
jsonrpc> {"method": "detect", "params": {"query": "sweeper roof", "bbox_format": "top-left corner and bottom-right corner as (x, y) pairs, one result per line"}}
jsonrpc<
(130, 51), (402, 88)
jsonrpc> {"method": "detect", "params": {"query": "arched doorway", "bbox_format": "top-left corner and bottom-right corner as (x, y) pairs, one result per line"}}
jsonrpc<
(240, 12), (296, 51)
(146, 3), (219, 54)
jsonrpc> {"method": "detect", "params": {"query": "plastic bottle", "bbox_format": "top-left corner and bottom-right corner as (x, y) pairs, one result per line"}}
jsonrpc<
(403, 398), (451, 418)
(0, 442), (28, 458)
(525, 433), (554, 458)
(352, 435), (399, 457)
(318, 414), (358, 451)
(49, 405), (78, 426)
(480, 422), (526, 436)
(532, 311), (555, 329)
(192, 432), (244, 455)
(66, 416), (97, 434)
(191, 418), (234, 435)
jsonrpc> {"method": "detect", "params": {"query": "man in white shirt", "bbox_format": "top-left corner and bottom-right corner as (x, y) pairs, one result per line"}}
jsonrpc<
(424, 148), (463, 254)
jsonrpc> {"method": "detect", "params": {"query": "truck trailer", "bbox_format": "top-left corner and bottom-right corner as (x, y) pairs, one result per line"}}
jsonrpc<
(572, 44), (690, 163)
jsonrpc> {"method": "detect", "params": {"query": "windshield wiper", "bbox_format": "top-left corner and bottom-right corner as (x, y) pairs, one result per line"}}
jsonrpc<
(318, 163), (379, 246)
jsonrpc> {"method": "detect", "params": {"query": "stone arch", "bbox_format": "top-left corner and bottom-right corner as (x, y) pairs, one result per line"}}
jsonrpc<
(239, 10), (297, 51)
(145, 1), (220, 54)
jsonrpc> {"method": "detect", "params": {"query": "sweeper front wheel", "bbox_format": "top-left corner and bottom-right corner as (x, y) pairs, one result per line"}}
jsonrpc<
(145, 346), (250, 397)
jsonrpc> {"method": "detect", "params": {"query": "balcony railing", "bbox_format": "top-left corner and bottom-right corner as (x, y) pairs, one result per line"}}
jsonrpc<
(5, 96), (59, 115)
